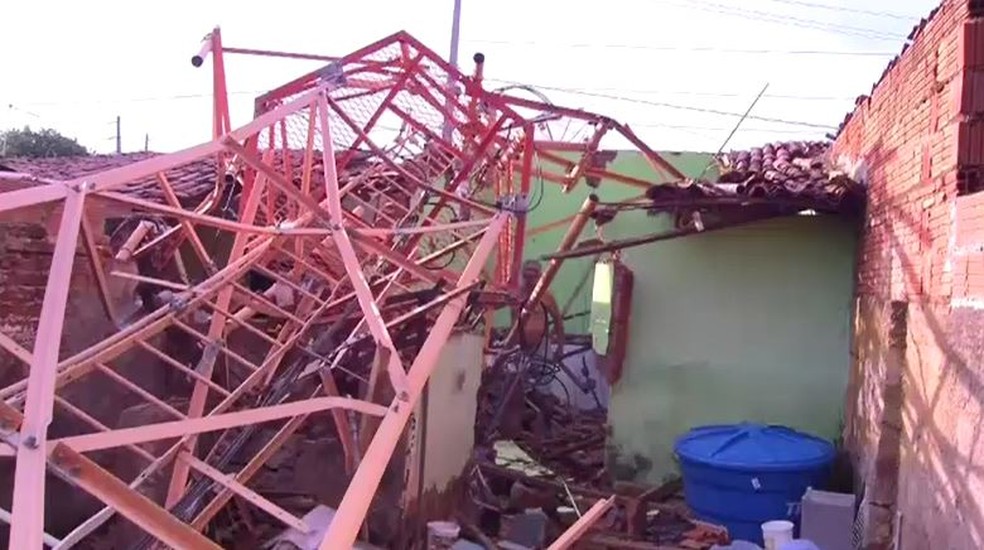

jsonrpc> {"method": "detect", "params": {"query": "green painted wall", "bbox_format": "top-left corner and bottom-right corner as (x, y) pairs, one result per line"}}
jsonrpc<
(519, 151), (714, 332)
(518, 151), (857, 484)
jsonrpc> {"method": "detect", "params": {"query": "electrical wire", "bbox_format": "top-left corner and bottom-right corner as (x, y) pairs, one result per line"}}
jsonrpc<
(424, 248), (458, 270)
(660, 0), (912, 41)
(12, 90), (265, 107)
(758, 0), (922, 20)
(491, 79), (838, 129)
(468, 39), (897, 57)
(630, 122), (823, 135)
(487, 81), (862, 102)
(523, 151), (547, 213)
(10, 82), (861, 113)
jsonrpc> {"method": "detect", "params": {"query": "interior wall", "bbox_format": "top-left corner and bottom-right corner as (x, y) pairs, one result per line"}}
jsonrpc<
(403, 332), (485, 537)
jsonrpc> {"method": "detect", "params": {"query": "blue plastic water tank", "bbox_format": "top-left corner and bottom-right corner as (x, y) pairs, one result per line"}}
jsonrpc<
(674, 423), (835, 544)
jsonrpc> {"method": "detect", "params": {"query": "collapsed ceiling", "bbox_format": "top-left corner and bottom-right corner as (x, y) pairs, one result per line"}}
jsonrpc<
(0, 29), (689, 548)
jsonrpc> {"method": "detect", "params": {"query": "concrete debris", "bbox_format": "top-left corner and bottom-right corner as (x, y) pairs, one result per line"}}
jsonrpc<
(476, 351), (609, 484)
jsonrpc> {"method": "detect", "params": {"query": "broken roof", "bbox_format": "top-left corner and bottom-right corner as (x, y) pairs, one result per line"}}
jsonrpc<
(0, 153), (217, 206)
(643, 140), (864, 217)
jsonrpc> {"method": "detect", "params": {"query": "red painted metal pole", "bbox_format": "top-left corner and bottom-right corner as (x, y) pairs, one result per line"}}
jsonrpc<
(527, 193), (598, 307)
(48, 397), (387, 454)
(317, 94), (410, 396)
(546, 496), (615, 550)
(9, 185), (87, 549)
(0, 184), (69, 215)
(318, 213), (508, 549)
(211, 27), (231, 139)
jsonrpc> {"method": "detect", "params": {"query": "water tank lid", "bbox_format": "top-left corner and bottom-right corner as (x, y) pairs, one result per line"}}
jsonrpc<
(674, 423), (835, 472)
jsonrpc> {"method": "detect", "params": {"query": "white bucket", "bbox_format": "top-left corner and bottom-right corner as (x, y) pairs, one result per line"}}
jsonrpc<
(761, 520), (794, 550)
(426, 521), (460, 549)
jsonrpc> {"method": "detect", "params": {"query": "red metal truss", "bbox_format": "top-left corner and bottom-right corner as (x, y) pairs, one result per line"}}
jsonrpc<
(0, 28), (684, 548)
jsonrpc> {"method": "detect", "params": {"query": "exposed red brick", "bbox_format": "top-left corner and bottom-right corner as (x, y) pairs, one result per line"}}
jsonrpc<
(833, 2), (984, 548)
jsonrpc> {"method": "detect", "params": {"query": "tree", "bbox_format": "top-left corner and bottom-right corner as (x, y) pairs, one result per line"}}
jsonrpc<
(0, 126), (89, 158)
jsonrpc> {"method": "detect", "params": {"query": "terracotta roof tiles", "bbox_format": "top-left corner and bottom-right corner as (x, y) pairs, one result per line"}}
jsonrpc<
(645, 140), (864, 215)
(0, 153), (218, 206)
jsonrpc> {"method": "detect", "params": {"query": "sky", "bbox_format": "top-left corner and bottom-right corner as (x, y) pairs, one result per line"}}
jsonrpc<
(0, 0), (941, 154)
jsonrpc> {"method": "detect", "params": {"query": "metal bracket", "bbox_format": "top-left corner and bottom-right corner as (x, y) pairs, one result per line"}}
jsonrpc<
(316, 62), (347, 89)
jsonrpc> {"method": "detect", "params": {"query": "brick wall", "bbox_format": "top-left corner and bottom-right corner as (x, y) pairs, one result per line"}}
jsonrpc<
(0, 220), (110, 385)
(833, 2), (964, 303)
(832, 1), (984, 548)
(0, 214), (176, 537)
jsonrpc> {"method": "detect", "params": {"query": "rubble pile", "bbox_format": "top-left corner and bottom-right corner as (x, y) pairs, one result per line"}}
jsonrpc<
(465, 351), (730, 549)
(511, 397), (608, 484)
(464, 458), (730, 549)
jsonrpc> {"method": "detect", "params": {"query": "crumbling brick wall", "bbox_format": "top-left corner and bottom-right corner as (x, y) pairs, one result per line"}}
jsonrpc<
(0, 212), (177, 539)
(832, 1), (984, 547)
(0, 219), (117, 385)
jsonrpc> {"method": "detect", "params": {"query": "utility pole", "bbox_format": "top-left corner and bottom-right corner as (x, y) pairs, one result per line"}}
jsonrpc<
(144, 133), (149, 152)
(448, 0), (462, 68)
(442, 0), (463, 141)
(115, 116), (121, 154)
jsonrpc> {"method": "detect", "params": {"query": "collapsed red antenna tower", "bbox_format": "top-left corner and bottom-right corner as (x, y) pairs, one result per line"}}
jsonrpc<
(0, 28), (683, 548)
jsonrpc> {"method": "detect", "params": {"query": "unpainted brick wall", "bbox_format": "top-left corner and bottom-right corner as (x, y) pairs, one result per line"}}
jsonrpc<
(832, 1), (984, 548)
(0, 216), (176, 539)
(0, 221), (108, 384)
(833, 1), (965, 303)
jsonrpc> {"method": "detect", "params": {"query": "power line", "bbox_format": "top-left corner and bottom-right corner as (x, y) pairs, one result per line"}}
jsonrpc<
(660, 0), (910, 42)
(759, 0), (921, 20)
(631, 122), (822, 135)
(466, 39), (896, 57)
(483, 79), (859, 102)
(491, 79), (839, 129)
(564, 88), (857, 102)
(12, 83), (839, 130)
(7, 103), (41, 119)
(9, 81), (862, 110)
(12, 90), (262, 107)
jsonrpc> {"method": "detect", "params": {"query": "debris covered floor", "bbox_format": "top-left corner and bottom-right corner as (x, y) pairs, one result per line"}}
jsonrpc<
(467, 345), (731, 549)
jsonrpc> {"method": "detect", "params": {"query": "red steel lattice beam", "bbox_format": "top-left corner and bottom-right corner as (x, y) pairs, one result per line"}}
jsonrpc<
(0, 28), (688, 549)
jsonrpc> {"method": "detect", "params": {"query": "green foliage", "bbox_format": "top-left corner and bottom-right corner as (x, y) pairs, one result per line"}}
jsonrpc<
(0, 126), (89, 158)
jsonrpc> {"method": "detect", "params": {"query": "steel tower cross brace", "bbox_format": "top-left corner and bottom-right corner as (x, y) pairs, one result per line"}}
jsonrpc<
(0, 28), (683, 548)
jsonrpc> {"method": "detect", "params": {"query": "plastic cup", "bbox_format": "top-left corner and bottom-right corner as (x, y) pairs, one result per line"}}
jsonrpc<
(426, 521), (460, 549)
(761, 520), (794, 550)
